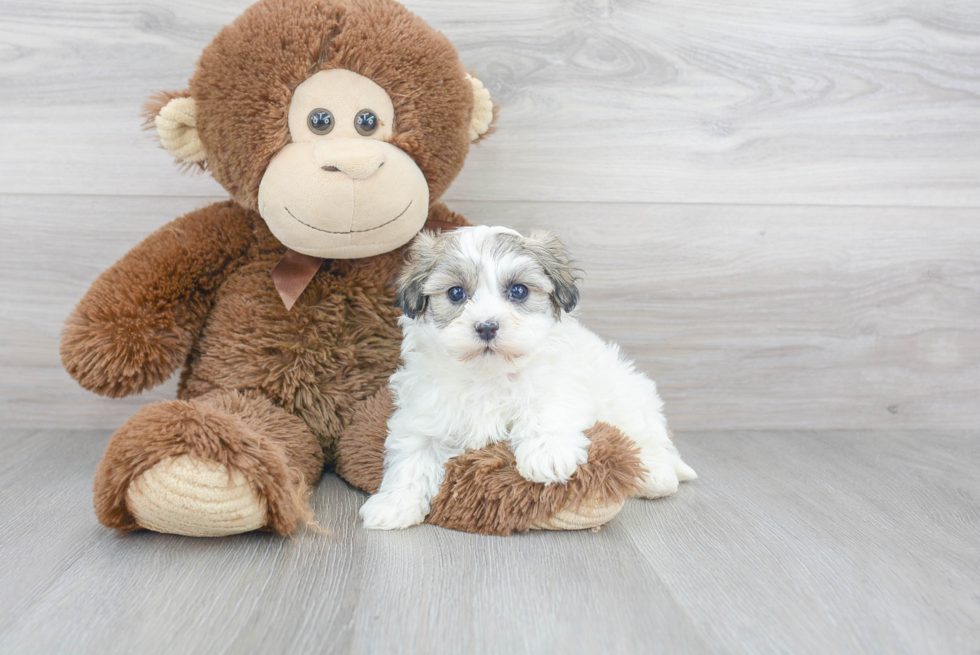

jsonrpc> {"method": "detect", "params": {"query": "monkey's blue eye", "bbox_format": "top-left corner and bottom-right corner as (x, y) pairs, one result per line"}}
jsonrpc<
(448, 287), (466, 303)
(354, 109), (379, 136)
(509, 284), (528, 301)
(308, 109), (334, 135)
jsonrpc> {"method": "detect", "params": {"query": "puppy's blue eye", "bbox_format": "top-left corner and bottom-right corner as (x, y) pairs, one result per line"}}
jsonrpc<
(509, 284), (528, 301)
(448, 286), (466, 303)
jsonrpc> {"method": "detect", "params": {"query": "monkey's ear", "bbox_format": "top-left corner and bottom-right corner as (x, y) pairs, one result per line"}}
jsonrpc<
(143, 91), (206, 165)
(465, 74), (496, 142)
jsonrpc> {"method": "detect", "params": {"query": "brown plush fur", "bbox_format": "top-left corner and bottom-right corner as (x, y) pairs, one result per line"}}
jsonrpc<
(95, 389), (324, 534)
(63, 0), (636, 537)
(191, 0), (474, 211)
(333, 387), (390, 492)
(430, 424), (644, 536)
(337, 387), (646, 535)
(61, 203), (253, 398)
(73, 201), (464, 534)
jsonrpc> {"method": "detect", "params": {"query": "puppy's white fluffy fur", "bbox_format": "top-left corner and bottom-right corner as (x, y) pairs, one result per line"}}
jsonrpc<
(360, 226), (696, 530)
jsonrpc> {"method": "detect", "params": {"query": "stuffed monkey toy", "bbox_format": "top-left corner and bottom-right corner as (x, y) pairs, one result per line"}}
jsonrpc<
(61, 0), (645, 537)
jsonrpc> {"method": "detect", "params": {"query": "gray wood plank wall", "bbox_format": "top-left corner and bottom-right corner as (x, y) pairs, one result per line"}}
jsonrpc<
(1, 0), (978, 431)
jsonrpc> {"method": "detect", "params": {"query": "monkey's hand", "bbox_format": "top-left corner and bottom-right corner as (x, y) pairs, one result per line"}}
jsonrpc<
(61, 202), (251, 397)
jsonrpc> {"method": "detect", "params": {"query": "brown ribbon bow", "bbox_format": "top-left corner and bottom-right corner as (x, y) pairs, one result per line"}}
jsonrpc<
(271, 219), (461, 310)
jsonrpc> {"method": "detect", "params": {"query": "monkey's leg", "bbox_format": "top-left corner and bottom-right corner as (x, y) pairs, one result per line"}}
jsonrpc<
(336, 387), (645, 536)
(94, 389), (323, 537)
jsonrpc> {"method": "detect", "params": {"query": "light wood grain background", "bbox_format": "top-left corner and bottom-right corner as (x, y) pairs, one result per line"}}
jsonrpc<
(2, 3), (980, 654)
(1, 1), (978, 430)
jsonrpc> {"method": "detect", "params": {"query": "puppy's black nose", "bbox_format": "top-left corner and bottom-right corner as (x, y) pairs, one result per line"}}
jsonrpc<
(475, 321), (499, 342)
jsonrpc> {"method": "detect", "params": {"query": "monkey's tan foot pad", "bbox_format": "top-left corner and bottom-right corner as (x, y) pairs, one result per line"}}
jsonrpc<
(530, 496), (626, 531)
(126, 455), (268, 537)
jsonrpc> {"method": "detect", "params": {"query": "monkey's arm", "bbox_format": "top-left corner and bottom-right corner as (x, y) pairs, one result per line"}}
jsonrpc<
(60, 202), (253, 398)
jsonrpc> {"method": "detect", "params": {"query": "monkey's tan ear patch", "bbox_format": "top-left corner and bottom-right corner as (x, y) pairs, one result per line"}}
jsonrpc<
(466, 74), (495, 142)
(154, 96), (206, 164)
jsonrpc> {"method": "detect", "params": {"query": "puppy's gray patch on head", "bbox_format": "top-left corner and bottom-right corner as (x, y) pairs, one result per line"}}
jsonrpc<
(484, 232), (555, 317)
(420, 234), (482, 328)
(425, 253), (480, 299)
(498, 259), (555, 316)
(503, 270), (558, 318)
(395, 231), (443, 319)
(522, 231), (581, 316)
(484, 231), (526, 263)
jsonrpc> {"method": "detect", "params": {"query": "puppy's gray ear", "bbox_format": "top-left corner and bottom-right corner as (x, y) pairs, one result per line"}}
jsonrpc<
(395, 231), (441, 319)
(525, 231), (580, 315)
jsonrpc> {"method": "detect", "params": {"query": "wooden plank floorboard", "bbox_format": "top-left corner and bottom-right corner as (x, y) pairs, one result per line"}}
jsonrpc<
(626, 430), (980, 654)
(4, 195), (978, 431)
(0, 429), (977, 654)
(346, 525), (711, 655)
(2, 1), (978, 653)
(1, 1), (978, 205)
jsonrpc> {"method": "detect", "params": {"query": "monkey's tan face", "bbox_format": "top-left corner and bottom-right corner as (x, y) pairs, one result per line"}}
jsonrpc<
(257, 69), (429, 258)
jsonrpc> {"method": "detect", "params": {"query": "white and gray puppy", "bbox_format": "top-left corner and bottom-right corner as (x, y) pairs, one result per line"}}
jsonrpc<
(359, 225), (696, 530)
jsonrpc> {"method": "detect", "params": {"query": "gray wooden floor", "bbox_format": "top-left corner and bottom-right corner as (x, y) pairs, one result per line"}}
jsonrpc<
(2, 0), (980, 653)
(1, 428), (977, 654)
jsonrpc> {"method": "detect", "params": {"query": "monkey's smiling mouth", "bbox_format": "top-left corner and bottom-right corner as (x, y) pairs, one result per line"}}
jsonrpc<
(284, 201), (413, 235)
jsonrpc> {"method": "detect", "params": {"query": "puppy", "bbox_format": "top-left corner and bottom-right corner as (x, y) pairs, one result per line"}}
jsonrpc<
(359, 226), (696, 530)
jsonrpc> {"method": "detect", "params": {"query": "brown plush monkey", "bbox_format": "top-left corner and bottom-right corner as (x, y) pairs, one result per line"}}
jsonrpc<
(60, 0), (644, 537)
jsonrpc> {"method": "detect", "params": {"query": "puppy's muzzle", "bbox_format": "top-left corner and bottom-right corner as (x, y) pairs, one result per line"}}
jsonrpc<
(474, 321), (499, 342)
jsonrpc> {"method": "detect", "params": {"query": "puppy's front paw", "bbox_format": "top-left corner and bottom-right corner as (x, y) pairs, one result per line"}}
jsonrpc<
(514, 433), (590, 485)
(359, 490), (427, 530)
(639, 458), (680, 499)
